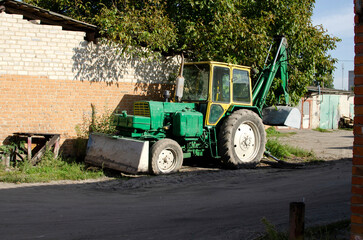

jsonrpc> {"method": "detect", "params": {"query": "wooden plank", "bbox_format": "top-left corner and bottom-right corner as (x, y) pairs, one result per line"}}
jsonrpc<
(27, 136), (32, 162)
(30, 134), (60, 165)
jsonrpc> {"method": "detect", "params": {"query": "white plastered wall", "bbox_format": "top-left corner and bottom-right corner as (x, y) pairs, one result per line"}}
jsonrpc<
(0, 12), (178, 83)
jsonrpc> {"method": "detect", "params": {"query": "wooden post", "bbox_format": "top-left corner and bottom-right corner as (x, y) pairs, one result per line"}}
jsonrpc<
(27, 136), (32, 161)
(53, 136), (60, 158)
(289, 202), (305, 240)
(30, 134), (61, 165)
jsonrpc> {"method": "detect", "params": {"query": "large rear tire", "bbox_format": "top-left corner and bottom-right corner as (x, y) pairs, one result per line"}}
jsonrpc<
(150, 139), (183, 175)
(218, 109), (266, 168)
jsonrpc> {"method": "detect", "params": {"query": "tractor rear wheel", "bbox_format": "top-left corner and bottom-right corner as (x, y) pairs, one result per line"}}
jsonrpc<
(150, 139), (183, 175)
(219, 109), (266, 168)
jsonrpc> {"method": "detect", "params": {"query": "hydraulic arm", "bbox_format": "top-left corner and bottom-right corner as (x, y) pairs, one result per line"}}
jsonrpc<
(252, 36), (290, 114)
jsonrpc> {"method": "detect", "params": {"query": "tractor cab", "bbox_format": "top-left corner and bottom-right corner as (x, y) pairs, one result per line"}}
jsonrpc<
(179, 61), (253, 126)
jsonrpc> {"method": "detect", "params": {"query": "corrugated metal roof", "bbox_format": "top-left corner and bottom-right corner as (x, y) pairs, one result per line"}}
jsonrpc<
(307, 86), (353, 96)
(0, 0), (98, 42)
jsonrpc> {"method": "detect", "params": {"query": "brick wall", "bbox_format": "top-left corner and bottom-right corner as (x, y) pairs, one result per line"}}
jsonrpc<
(0, 12), (177, 154)
(353, 0), (363, 238)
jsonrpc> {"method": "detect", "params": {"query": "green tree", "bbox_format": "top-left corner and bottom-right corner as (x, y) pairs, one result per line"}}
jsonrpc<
(25, 0), (339, 103)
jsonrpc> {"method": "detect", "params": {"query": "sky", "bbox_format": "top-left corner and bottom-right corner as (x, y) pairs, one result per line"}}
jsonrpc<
(312, 0), (354, 90)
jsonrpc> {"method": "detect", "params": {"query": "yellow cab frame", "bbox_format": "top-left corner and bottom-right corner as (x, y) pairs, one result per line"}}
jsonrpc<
(183, 61), (254, 127)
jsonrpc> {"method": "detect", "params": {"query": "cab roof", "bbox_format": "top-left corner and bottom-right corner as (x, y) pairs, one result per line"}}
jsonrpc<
(184, 61), (251, 70)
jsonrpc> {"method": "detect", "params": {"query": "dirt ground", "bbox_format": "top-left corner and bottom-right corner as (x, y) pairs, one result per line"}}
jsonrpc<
(276, 129), (353, 161)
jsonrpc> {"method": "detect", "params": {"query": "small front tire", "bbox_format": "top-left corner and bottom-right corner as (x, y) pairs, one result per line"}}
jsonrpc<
(150, 139), (183, 175)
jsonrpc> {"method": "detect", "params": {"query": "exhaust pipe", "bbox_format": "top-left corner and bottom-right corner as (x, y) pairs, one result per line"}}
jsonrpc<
(175, 54), (185, 102)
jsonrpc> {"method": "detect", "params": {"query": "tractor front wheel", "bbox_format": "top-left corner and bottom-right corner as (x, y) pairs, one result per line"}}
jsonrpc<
(150, 139), (183, 175)
(219, 109), (266, 168)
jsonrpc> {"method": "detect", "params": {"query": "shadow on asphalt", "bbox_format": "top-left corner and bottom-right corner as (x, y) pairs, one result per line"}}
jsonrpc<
(327, 146), (353, 150)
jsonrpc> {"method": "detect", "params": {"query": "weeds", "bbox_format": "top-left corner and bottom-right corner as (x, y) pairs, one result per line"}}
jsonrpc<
(266, 138), (315, 161)
(0, 144), (17, 156)
(266, 127), (296, 138)
(0, 149), (105, 183)
(0, 140), (25, 168)
(74, 104), (117, 160)
(256, 218), (287, 240)
(256, 218), (350, 240)
(305, 219), (350, 240)
(76, 104), (117, 138)
(0, 105), (119, 183)
(312, 127), (331, 133)
(265, 127), (316, 162)
(0, 140), (25, 160)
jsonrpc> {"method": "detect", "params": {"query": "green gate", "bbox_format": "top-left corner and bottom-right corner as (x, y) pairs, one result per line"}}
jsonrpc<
(319, 95), (340, 129)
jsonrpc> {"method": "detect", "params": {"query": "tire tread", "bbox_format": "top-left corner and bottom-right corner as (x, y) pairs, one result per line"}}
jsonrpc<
(218, 109), (266, 169)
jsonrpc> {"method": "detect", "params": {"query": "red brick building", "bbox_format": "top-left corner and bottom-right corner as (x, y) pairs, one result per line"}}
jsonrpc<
(0, 0), (177, 154)
(353, 0), (363, 238)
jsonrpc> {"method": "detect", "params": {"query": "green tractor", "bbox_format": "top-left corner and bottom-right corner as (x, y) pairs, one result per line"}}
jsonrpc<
(85, 36), (301, 174)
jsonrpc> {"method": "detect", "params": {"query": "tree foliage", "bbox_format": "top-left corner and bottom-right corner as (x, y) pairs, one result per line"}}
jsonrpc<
(25, 0), (339, 103)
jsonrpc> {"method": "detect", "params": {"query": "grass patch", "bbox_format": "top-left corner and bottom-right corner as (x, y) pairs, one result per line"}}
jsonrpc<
(266, 127), (296, 138)
(0, 150), (106, 183)
(256, 218), (287, 240)
(256, 218), (350, 240)
(312, 127), (331, 133)
(305, 219), (350, 240)
(339, 127), (353, 131)
(266, 138), (315, 161)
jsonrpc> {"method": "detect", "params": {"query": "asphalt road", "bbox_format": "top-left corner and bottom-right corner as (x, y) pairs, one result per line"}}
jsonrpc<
(0, 159), (351, 240)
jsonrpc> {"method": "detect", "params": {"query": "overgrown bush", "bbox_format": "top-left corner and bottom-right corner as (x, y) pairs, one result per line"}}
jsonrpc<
(75, 104), (117, 138)
(74, 104), (117, 160)
(0, 140), (25, 167)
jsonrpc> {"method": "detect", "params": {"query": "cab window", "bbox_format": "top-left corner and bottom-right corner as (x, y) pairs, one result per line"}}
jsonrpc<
(183, 64), (210, 101)
(212, 66), (230, 103)
(232, 69), (250, 103)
